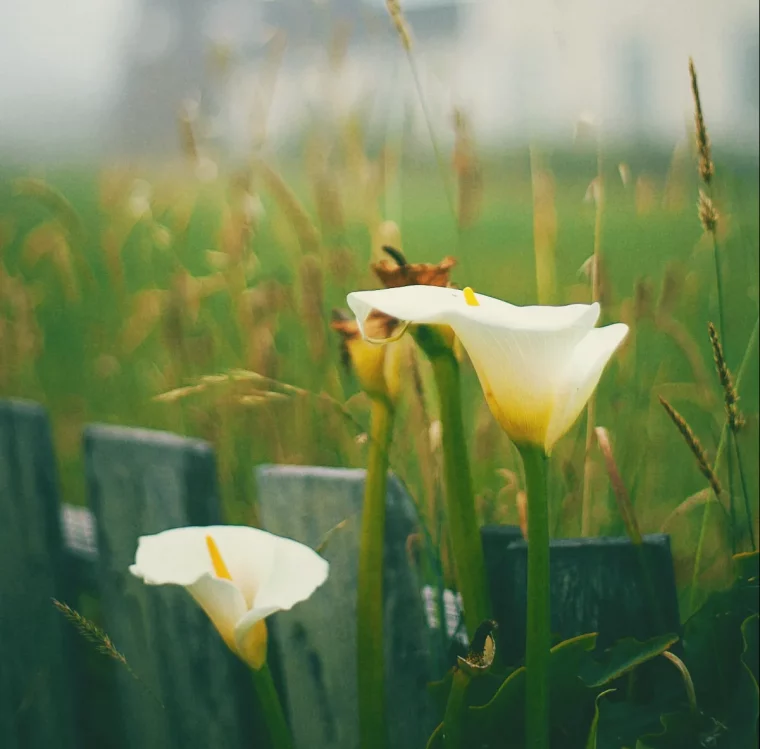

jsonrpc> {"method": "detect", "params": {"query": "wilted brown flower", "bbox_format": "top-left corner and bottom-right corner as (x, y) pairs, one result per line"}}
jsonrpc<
(371, 246), (456, 289)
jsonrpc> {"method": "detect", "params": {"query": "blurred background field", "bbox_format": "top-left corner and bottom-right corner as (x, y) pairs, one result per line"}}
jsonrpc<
(1, 142), (758, 614)
(0, 0), (758, 624)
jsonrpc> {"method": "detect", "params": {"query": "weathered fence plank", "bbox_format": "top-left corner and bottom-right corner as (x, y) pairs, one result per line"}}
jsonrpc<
(0, 399), (80, 749)
(84, 424), (256, 749)
(482, 528), (680, 663)
(256, 465), (438, 749)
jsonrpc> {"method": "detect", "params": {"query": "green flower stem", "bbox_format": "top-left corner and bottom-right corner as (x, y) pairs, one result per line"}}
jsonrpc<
(357, 395), (395, 749)
(442, 668), (471, 748)
(251, 661), (294, 749)
(518, 443), (551, 749)
(430, 350), (491, 637)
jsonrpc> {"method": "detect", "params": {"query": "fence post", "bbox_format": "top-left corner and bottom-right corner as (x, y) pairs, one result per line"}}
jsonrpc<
(256, 465), (438, 749)
(0, 399), (80, 749)
(481, 529), (680, 663)
(84, 424), (256, 749)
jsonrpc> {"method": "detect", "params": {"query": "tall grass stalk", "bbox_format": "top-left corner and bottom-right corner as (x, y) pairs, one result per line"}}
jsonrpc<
(357, 396), (394, 749)
(385, 1), (455, 222)
(689, 316), (759, 614)
(581, 146), (604, 536)
(687, 58), (751, 549)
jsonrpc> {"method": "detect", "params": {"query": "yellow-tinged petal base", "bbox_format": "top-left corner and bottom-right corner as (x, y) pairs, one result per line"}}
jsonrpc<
(237, 619), (269, 670)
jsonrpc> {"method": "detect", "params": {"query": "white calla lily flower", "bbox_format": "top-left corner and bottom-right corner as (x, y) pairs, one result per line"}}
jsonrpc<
(347, 285), (628, 453)
(130, 525), (329, 669)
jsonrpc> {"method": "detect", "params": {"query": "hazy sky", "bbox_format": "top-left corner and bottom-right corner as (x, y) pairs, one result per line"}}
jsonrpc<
(0, 0), (132, 105)
(0, 0), (757, 155)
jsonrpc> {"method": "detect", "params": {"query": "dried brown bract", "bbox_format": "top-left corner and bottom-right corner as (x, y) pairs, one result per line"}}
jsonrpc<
(372, 247), (456, 288)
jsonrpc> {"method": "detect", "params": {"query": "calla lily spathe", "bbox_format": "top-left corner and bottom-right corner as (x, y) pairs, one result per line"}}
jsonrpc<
(347, 285), (628, 453)
(130, 525), (329, 669)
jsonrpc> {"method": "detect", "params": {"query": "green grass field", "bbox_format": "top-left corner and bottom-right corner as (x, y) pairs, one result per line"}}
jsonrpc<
(1, 140), (758, 621)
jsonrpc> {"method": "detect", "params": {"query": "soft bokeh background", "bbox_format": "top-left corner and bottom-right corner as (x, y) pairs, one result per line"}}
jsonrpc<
(1, 0), (758, 160)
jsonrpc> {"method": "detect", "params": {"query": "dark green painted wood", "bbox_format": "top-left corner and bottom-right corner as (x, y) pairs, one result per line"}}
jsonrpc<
(481, 528), (680, 664)
(256, 465), (438, 749)
(0, 399), (80, 749)
(84, 424), (256, 749)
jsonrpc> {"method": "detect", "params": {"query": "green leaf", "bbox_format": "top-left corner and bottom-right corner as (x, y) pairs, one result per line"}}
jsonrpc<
(634, 710), (700, 749)
(467, 633), (597, 745)
(585, 689), (615, 749)
(733, 550), (759, 585)
(424, 723), (444, 749)
(742, 614), (759, 686)
(682, 583), (757, 723)
(579, 634), (679, 688)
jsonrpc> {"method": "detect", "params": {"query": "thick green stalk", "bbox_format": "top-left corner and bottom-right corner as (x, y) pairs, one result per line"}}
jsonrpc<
(357, 396), (394, 749)
(251, 662), (294, 749)
(430, 351), (491, 637)
(518, 444), (551, 749)
(442, 668), (470, 748)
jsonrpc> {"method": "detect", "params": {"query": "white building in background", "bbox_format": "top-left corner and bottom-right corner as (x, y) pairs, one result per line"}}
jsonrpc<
(0, 0), (757, 159)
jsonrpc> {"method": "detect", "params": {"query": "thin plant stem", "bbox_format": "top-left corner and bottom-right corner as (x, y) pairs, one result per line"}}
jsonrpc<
(662, 651), (698, 717)
(518, 443), (551, 749)
(357, 396), (394, 749)
(707, 227), (741, 552)
(713, 317), (758, 470)
(404, 53), (456, 222)
(690, 316), (758, 614)
(581, 147), (604, 537)
(430, 351), (491, 637)
(733, 435), (756, 551)
(726, 431), (738, 554)
(251, 661), (294, 749)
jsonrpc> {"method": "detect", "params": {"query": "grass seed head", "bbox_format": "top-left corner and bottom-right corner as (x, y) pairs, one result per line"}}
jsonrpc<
(698, 190), (719, 233)
(659, 396), (723, 500)
(707, 322), (745, 431)
(688, 58), (714, 186)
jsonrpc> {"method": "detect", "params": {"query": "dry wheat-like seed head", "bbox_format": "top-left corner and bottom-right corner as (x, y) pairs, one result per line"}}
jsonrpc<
(688, 58), (714, 186)
(386, 0), (412, 51)
(698, 190), (719, 233)
(659, 396), (723, 500)
(707, 322), (745, 432)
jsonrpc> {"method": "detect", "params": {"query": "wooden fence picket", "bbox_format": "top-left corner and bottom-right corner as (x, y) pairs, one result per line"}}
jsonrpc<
(84, 424), (256, 749)
(256, 465), (439, 749)
(0, 399), (80, 749)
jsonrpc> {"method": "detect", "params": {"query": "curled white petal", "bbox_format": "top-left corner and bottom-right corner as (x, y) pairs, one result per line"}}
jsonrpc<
(544, 323), (629, 452)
